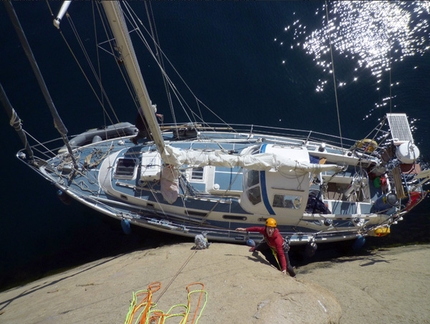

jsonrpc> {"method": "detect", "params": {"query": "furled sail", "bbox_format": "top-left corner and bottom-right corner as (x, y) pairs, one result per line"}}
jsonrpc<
(163, 145), (343, 174)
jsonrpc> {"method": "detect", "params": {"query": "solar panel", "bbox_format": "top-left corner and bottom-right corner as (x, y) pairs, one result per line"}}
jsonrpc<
(386, 113), (414, 144)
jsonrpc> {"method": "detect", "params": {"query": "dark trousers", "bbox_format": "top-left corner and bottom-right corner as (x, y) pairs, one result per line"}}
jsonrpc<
(255, 240), (296, 277)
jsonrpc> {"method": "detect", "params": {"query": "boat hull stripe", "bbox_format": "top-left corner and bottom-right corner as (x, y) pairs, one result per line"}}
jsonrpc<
(260, 144), (275, 215)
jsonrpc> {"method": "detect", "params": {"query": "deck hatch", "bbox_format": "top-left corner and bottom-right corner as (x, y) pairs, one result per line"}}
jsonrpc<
(114, 158), (137, 179)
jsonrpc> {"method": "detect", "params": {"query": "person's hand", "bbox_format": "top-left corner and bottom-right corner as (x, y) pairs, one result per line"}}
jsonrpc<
(236, 228), (246, 232)
(282, 270), (287, 274)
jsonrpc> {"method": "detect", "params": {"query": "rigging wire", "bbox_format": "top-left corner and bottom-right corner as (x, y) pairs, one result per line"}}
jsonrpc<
(45, 1), (121, 126)
(45, 0), (119, 133)
(121, 4), (197, 126)
(92, 1), (107, 130)
(93, 2), (142, 118)
(121, 2), (239, 134)
(325, 0), (344, 149)
(143, 1), (178, 128)
(58, 14), (122, 128)
(389, 44), (393, 114)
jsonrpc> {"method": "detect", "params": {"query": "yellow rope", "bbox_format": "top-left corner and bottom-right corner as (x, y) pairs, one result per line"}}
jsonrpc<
(124, 282), (161, 324)
(271, 247), (281, 271)
(124, 282), (208, 324)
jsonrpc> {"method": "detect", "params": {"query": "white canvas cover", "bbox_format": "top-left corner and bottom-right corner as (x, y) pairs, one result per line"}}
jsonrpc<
(160, 165), (179, 204)
(162, 145), (343, 175)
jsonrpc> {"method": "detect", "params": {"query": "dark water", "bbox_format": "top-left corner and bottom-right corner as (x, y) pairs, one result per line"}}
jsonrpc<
(1, 2), (429, 291)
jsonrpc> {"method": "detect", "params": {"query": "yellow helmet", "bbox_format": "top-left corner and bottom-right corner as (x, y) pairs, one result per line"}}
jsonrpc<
(265, 217), (277, 228)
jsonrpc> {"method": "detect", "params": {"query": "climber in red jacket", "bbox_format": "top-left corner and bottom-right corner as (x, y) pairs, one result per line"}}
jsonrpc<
(236, 217), (296, 277)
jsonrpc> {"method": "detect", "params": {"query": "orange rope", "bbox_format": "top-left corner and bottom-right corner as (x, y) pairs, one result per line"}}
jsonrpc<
(139, 282), (161, 324)
(124, 281), (207, 324)
(185, 283), (205, 324)
(125, 282), (161, 324)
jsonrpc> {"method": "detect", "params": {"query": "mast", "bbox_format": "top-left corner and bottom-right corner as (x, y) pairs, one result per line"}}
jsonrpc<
(53, 0), (72, 29)
(101, 1), (166, 157)
(0, 84), (34, 163)
(4, 0), (78, 169)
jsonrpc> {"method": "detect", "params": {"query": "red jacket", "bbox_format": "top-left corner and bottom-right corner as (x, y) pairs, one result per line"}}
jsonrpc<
(246, 226), (287, 271)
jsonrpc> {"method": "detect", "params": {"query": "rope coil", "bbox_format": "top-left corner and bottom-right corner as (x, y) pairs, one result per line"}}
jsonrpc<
(124, 282), (207, 324)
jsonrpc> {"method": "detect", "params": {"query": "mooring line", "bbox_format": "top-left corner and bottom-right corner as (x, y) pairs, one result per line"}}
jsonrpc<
(154, 250), (198, 303)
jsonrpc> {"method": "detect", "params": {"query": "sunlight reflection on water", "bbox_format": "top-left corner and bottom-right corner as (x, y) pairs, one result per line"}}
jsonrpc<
(277, 1), (430, 122)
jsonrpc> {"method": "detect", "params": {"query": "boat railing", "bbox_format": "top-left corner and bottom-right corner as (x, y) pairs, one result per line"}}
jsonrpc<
(164, 122), (359, 149)
(19, 132), (67, 161)
(20, 121), (380, 163)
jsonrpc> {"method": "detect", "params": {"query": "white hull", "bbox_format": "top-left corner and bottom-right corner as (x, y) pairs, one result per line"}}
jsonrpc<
(18, 119), (429, 246)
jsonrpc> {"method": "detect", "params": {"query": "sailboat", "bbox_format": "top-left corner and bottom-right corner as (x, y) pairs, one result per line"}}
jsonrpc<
(3, 1), (430, 251)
